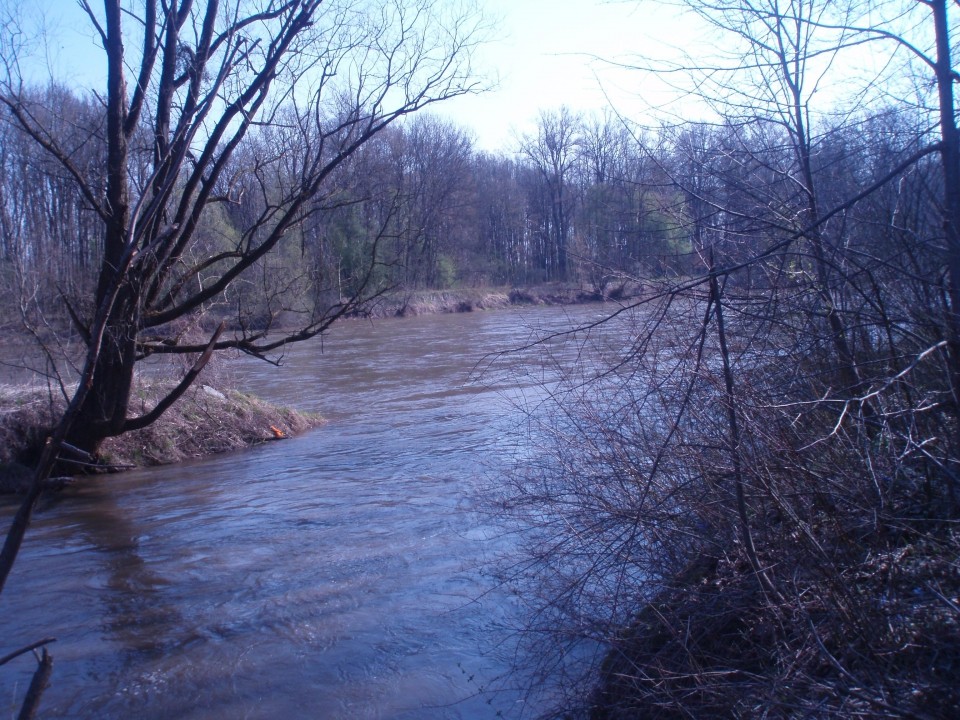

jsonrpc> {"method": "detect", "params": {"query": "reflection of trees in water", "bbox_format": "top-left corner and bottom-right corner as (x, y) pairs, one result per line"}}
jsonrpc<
(60, 474), (247, 718)
(69, 487), (183, 661)
(6, 308), (605, 716)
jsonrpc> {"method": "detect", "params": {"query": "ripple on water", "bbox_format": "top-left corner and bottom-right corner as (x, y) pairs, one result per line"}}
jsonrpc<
(0, 305), (617, 718)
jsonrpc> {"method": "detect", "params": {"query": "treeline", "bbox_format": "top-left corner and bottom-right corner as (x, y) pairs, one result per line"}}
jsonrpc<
(3, 85), (940, 330)
(2, 0), (959, 715)
(2, 88), (743, 327)
(492, 104), (960, 720)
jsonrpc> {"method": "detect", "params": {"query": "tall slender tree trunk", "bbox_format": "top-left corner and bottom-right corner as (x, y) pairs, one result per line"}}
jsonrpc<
(932, 0), (960, 411)
(784, 60), (862, 395)
(63, 0), (137, 459)
(930, 0), (960, 505)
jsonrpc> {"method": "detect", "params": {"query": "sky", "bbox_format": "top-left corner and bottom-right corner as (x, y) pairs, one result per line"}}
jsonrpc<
(435, 0), (700, 151)
(16, 0), (707, 153)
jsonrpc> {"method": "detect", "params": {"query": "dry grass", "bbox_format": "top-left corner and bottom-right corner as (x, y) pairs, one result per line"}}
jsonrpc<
(102, 383), (323, 467)
(352, 282), (645, 318)
(0, 381), (323, 491)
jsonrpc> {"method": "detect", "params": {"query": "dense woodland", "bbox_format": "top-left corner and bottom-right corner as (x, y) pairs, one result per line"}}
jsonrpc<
(0, 97), (690, 325)
(2, 90), (940, 324)
(2, 0), (960, 717)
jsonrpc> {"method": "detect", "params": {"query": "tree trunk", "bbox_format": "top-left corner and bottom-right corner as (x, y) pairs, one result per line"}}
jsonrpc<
(58, 0), (137, 461)
(931, 0), (960, 506)
(932, 0), (960, 409)
(62, 317), (138, 458)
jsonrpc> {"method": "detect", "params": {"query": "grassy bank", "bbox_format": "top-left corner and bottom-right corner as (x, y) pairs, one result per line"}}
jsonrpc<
(0, 382), (323, 493)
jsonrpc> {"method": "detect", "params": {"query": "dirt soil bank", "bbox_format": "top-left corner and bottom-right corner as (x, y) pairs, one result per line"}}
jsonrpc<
(355, 282), (643, 318)
(0, 281), (643, 492)
(0, 382), (323, 493)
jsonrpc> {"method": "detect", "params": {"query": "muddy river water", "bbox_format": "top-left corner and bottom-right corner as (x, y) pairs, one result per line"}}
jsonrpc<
(0, 304), (620, 719)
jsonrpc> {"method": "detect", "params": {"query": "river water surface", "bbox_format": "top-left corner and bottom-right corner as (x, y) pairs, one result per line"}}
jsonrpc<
(0, 304), (616, 719)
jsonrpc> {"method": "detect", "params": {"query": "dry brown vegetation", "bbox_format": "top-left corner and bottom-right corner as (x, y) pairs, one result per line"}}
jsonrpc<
(0, 381), (322, 493)
(349, 282), (644, 319)
(493, 285), (960, 719)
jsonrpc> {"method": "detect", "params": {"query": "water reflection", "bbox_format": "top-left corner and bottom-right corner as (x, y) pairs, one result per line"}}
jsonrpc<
(72, 492), (181, 659)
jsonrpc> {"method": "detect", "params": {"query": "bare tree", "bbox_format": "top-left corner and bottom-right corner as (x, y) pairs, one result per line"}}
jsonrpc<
(383, 114), (475, 289)
(0, 0), (484, 585)
(520, 107), (582, 282)
(471, 152), (529, 284)
(576, 113), (682, 285)
(0, 0), (483, 455)
(0, 2), (484, 712)
(491, 1), (960, 716)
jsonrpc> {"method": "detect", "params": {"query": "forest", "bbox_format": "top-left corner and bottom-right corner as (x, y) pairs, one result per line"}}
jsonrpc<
(0, 97), (687, 323)
(2, 0), (960, 717)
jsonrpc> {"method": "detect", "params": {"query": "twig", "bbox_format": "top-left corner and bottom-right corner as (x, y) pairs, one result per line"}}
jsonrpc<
(58, 441), (95, 461)
(0, 638), (56, 667)
(16, 647), (53, 720)
(927, 581), (960, 615)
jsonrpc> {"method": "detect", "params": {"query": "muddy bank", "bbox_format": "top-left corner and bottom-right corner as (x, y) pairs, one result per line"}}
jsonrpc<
(356, 282), (643, 318)
(0, 382), (323, 493)
(0, 283), (641, 491)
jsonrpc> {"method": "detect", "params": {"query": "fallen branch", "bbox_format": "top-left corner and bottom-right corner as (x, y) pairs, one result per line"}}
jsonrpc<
(17, 646), (53, 720)
(0, 637), (56, 667)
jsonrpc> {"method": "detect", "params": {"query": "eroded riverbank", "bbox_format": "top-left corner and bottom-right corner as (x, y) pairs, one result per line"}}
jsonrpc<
(0, 383), (322, 492)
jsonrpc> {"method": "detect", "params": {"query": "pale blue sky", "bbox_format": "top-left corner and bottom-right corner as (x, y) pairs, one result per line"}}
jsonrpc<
(439, 0), (704, 150)
(16, 0), (704, 151)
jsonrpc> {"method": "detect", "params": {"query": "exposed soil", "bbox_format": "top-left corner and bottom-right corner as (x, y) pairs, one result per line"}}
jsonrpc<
(0, 281), (639, 493)
(353, 282), (644, 318)
(0, 381), (323, 493)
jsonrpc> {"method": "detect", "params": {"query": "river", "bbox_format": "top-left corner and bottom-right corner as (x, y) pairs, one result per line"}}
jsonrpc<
(0, 304), (620, 719)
